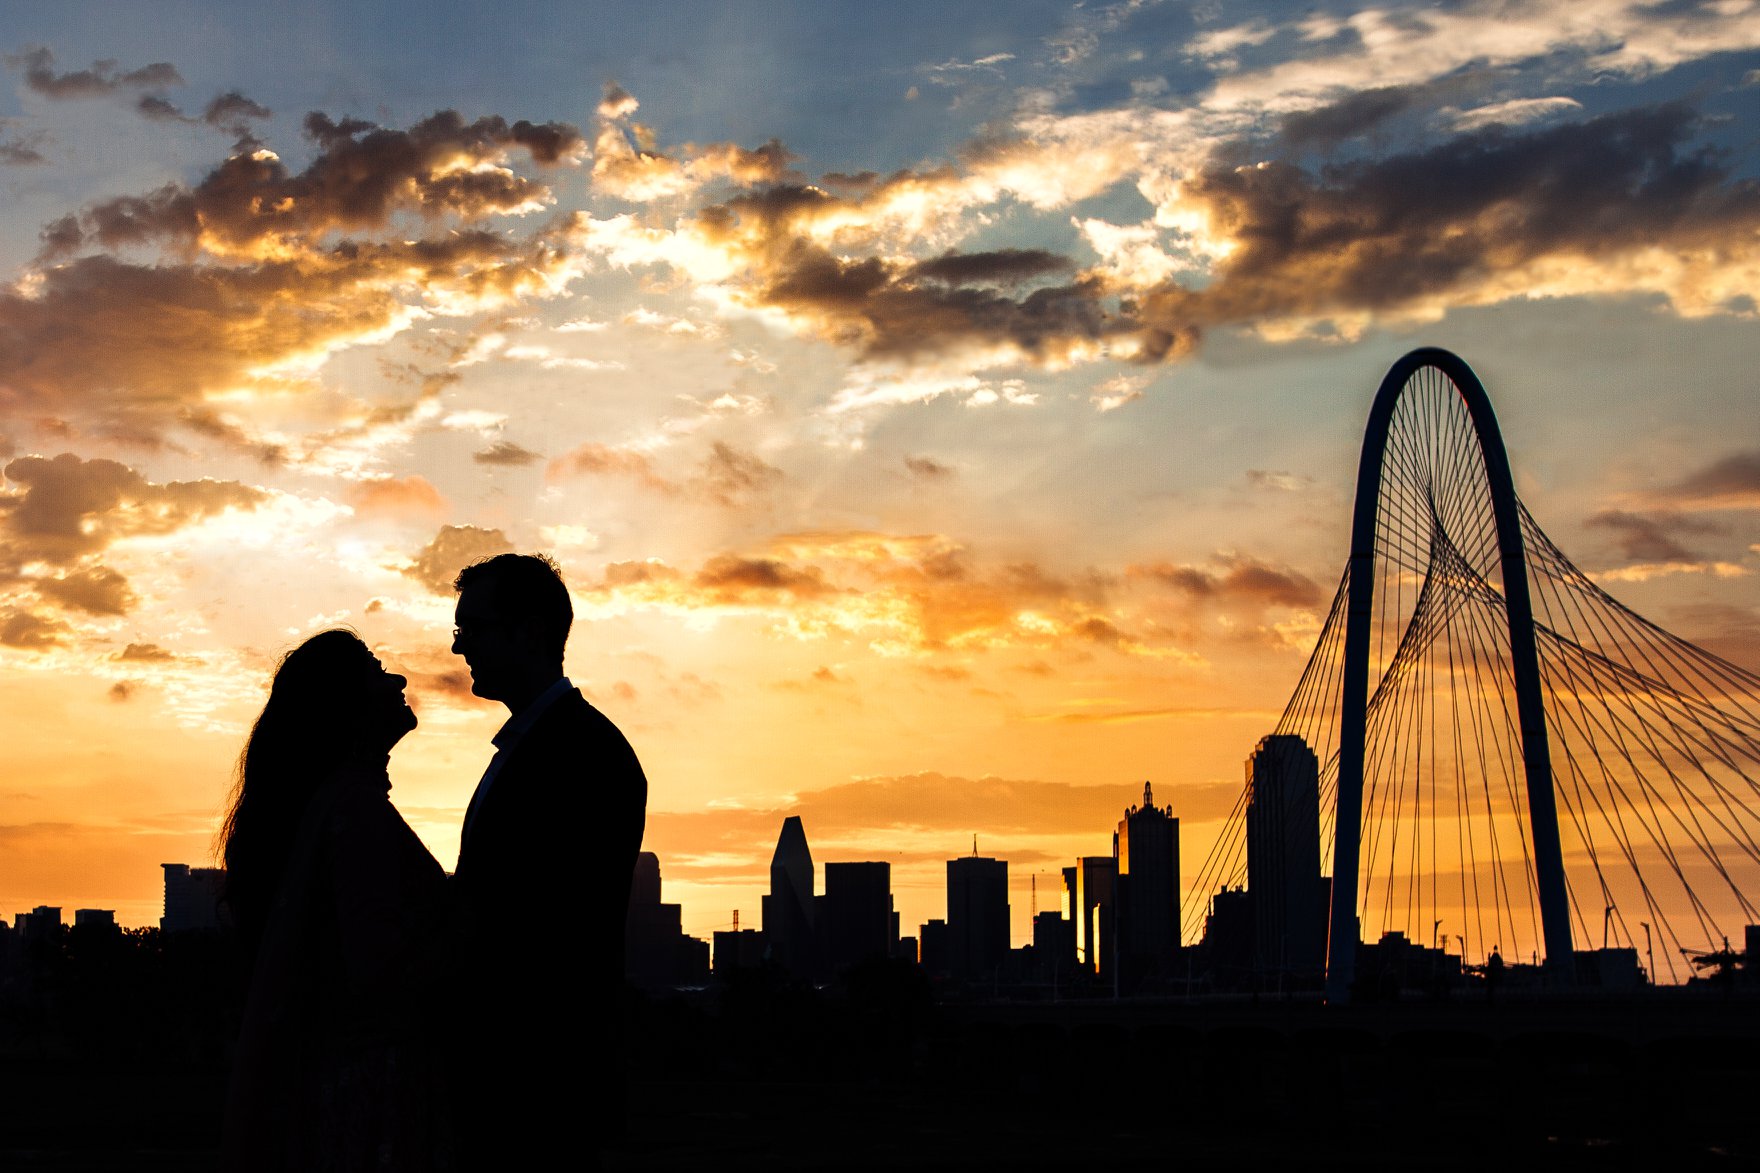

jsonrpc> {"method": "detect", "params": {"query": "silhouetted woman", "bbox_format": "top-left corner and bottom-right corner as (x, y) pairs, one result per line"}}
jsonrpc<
(220, 630), (450, 1171)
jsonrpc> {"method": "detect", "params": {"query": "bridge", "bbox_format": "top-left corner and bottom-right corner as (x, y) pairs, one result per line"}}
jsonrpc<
(1183, 348), (1760, 1000)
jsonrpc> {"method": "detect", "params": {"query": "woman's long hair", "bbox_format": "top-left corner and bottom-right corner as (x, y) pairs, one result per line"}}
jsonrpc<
(220, 630), (380, 953)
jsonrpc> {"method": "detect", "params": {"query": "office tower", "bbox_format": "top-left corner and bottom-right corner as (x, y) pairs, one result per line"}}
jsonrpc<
(161, 863), (227, 932)
(625, 851), (710, 988)
(1070, 856), (1115, 977)
(1032, 910), (1075, 977)
(947, 855), (1009, 981)
(762, 816), (817, 978)
(1114, 781), (1180, 989)
(823, 861), (895, 972)
(1246, 734), (1325, 977)
(712, 928), (766, 976)
(918, 919), (949, 975)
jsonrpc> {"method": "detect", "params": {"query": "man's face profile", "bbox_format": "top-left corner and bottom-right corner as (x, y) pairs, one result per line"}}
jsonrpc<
(452, 585), (518, 702)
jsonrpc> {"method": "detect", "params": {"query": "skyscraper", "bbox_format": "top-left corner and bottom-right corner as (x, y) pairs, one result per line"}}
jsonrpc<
(1114, 781), (1179, 989)
(823, 861), (895, 971)
(1246, 734), (1325, 978)
(161, 863), (226, 932)
(762, 815), (817, 978)
(1069, 856), (1116, 978)
(946, 854), (1009, 981)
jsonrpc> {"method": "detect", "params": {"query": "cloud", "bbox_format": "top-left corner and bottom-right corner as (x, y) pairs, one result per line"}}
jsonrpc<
(473, 440), (543, 466)
(4, 111), (592, 444)
(1586, 509), (1720, 564)
(697, 441), (781, 507)
(1142, 104), (1760, 340)
(347, 474), (448, 518)
(115, 642), (178, 663)
(1447, 97), (1583, 133)
(0, 453), (265, 569)
(547, 443), (676, 494)
(0, 130), (47, 166)
(586, 530), (1160, 656)
(36, 565), (135, 616)
(10, 47), (183, 99)
(904, 456), (954, 481)
(1129, 555), (1322, 608)
(0, 609), (65, 649)
(1653, 452), (1760, 510)
(404, 524), (514, 595)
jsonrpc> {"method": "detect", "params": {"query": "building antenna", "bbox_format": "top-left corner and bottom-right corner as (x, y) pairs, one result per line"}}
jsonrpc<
(732, 909), (739, 932)
(1031, 873), (1038, 920)
(973, 833), (978, 856)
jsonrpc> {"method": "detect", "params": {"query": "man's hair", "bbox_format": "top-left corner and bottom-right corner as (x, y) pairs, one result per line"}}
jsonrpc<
(454, 553), (573, 662)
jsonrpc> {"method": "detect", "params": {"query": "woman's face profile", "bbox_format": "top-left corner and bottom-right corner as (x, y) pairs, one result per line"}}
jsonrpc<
(362, 652), (418, 750)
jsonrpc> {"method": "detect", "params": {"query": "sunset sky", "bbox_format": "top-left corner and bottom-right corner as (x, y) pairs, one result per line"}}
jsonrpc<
(2, 1), (1758, 947)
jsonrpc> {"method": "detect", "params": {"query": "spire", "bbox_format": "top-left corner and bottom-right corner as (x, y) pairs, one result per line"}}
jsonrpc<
(1144, 780), (1153, 809)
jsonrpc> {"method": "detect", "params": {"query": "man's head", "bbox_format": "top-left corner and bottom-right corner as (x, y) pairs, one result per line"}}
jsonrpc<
(451, 553), (572, 707)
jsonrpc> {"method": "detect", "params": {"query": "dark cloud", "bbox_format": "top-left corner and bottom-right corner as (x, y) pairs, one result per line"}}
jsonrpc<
(0, 610), (64, 649)
(136, 95), (185, 122)
(1655, 452), (1760, 508)
(203, 91), (271, 129)
(404, 524), (514, 595)
(37, 565), (134, 616)
(692, 555), (834, 602)
(108, 680), (136, 702)
(1143, 103), (1760, 336)
(904, 456), (954, 480)
(0, 453), (264, 568)
(910, 248), (1075, 286)
(10, 47), (183, 99)
(687, 183), (1181, 365)
(0, 129), (47, 166)
(47, 110), (580, 261)
(1586, 509), (1719, 563)
(1130, 556), (1321, 608)
(473, 440), (543, 466)
(1277, 73), (1491, 150)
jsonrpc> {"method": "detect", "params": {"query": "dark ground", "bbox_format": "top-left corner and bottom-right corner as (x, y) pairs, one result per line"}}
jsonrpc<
(5, 966), (1760, 1170)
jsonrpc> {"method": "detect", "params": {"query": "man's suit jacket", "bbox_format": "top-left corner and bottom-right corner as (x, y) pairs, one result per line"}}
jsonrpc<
(452, 687), (646, 1160)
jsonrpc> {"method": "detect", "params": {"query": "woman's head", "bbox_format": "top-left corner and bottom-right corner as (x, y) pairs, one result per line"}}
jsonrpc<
(220, 630), (415, 945)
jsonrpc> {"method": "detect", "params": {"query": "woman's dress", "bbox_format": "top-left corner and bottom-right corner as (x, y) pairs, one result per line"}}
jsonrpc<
(223, 767), (449, 1171)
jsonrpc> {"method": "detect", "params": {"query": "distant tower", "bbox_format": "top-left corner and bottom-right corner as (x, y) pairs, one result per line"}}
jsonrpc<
(946, 855), (1009, 981)
(161, 863), (226, 932)
(1070, 856), (1116, 978)
(823, 861), (895, 972)
(1115, 781), (1180, 989)
(1246, 735), (1325, 978)
(762, 816), (817, 978)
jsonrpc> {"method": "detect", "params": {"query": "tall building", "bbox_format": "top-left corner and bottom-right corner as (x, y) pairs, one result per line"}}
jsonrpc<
(1114, 781), (1180, 990)
(1246, 734), (1325, 978)
(625, 851), (710, 988)
(822, 861), (895, 972)
(1069, 856), (1116, 977)
(946, 855), (1009, 981)
(762, 816), (818, 979)
(161, 864), (227, 932)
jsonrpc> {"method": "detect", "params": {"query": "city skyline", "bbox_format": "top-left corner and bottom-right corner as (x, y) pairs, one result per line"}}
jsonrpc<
(2, 3), (1758, 940)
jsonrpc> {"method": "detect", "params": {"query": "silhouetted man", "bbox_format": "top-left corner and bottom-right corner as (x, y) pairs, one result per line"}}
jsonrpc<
(450, 553), (647, 1169)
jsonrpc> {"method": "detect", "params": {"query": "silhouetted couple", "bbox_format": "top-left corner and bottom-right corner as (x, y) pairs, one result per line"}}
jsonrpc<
(220, 554), (648, 1171)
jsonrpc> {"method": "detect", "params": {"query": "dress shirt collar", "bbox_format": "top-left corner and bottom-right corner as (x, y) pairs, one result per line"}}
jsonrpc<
(491, 676), (573, 751)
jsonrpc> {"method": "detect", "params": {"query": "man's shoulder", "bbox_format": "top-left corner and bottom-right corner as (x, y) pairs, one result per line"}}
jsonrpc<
(516, 688), (643, 771)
